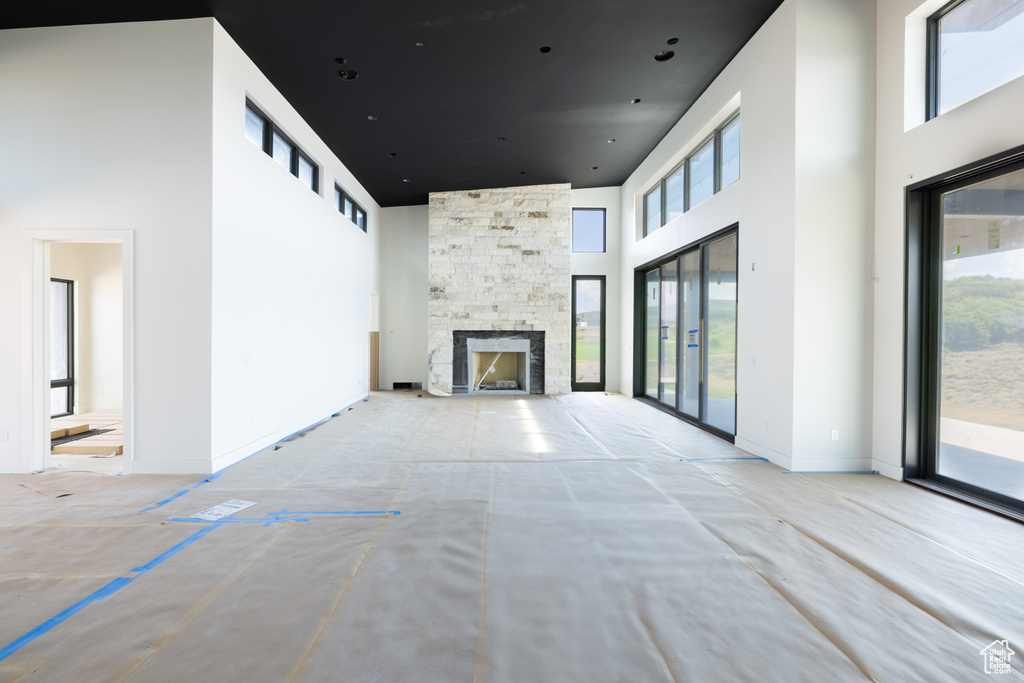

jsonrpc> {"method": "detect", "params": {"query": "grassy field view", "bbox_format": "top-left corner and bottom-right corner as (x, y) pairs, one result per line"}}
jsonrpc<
(940, 275), (1024, 432)
(575, 326), (602, 383)
(941, 342), (1024, 431)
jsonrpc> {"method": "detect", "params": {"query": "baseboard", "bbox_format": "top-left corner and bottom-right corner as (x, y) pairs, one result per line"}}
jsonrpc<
(733, 437), (792, 470)
(872, 460), (904, 481)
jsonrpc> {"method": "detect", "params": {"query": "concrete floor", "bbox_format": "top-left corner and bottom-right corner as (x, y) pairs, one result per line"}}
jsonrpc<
(1, 391), (1022, 681)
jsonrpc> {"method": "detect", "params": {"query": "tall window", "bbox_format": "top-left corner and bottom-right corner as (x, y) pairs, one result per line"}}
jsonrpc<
(572, 208), (606, 252)
(50, 279), (74, 418)
(245, 100), (319, 193)
(928, 0), (1024, 118)
(906, 144), (1024, 517)
(643, 112), (740, 236)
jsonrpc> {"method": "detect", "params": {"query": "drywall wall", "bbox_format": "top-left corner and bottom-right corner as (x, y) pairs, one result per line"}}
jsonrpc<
(0, 19), (214, 474)
(50, 243), (123, 414)
(872, 0), (1024, 479)
(790, 0), (877, 472)
(570, 187), (623, 392)
(379, 205), (429, 390)
(620, 0), (877, 472)
(210, 21), (381, 471)
(621, 0), (799, 464)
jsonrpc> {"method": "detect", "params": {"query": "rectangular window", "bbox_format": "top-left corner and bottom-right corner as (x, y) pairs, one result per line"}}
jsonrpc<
(50, 278), (74, 418)
(644, 185), (662, 236)
(244, 105), (265, 148)
(665, 166), (685, 223)
(572, 276), (606, 391)
(720, 116), (741, 188)
(572, 208), (606, 252)
(272, 131), (292, 169)
(639, 110), (739, 238)
(297, 153), (317, 192)
(245, 99), (319, 194)
(929, 0), (1024, 118)
(688, 138), (715, 209)
(335, 183), (368, 232)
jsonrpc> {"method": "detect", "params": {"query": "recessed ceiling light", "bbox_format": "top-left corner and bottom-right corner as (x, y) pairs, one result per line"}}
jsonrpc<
(367, 115), (378, 121)
(335, 57), (346, 64)
(498, 136), (506, 141)
(403, 178), (412, 183)
(415, 41), (425, 47)
(667, 37), (679, 45)
(607, 139), (616, 143)
(631, 98), (641, 104)
(338, 69), (358, 80)
(539, 46), (552, 53)
(654, 50), (674, 62)
(520, 171), (526, 174)
(388, 152), (397, 157)
(592, 166), (599, 170)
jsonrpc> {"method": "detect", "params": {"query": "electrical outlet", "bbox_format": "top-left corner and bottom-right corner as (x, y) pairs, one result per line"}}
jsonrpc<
(830, 429), (839, 441)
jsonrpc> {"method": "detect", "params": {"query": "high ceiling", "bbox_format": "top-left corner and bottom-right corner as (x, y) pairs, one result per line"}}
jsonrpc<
(2, 0), (784, 207)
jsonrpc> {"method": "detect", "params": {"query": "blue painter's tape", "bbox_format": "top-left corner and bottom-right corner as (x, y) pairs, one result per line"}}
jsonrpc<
(782, 470), (877, 475)
(130, 523), (221, 574)
(163, 517), (309, 525)
(268, 510), (401, 517)
(138, 471), (224, 514)
(679, 457), (767, 462)
(0, 577), (135, 661)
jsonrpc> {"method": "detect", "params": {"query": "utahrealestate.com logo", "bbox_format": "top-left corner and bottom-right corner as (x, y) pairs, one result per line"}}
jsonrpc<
(980, 640), (1015, 675)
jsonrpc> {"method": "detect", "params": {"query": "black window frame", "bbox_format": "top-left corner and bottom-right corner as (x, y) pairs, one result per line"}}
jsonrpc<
(926, 0), (1024, 121)
(642, 110), (740, 238)
(571, 207), (607, 253)
(571, 275), (607, 391)
(904, 141), (1024, 522)
(335, 183), (368, 233)
(50, 277), (74, 418)
(926, 0), (963, 121)
(245, 99), (319, 194)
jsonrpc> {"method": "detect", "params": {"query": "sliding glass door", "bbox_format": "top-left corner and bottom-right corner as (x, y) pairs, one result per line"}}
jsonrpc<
(638, 227), (737, 438)
(704, 233), (737, 434)
(907, 148), (1024, 515)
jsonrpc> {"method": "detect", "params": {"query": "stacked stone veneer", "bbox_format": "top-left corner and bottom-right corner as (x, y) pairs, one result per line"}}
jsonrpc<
(427, 183), (572, 395)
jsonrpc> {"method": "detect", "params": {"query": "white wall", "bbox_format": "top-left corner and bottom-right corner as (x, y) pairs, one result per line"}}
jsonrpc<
(51, 243), (123, 413)
(210, 21), (382, 471)
(791, 0), (877, 471)
(872, 0), (1024, 478)
(0, 19), (214, 474)
(570, 187), (623, 391)
(621, 1), (800, 464)
(620, 0), (878, 473)
(379, 206), (429, 390)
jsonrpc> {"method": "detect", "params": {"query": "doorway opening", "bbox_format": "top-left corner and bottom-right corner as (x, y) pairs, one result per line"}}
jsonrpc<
(635, 225), (737, 439)
(30, 231), (133, 474)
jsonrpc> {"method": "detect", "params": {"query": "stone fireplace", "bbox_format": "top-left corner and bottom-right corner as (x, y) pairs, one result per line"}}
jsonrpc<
(427, 184), (571, 396)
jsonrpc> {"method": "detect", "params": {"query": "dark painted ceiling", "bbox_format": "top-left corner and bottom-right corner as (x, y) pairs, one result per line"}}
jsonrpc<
(3, 1), (783, 207)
